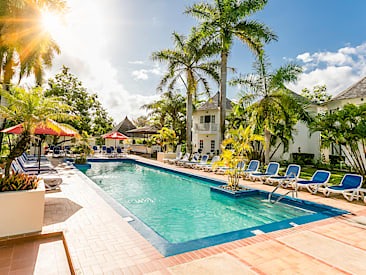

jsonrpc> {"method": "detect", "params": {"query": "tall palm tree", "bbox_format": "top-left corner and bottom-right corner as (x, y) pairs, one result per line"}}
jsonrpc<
(0, 0), (65, 151)
(232, 52), (311, 164)
(152, 30), (220, 152)
(0, 86), (74, 176)
(186, 0), (277, 146)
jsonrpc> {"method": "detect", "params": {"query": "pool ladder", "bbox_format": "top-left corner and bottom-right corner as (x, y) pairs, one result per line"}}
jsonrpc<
(268, 178), (298, 204)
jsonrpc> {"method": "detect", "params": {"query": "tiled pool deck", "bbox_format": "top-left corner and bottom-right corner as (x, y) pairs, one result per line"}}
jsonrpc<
(4, 155), (366, 274)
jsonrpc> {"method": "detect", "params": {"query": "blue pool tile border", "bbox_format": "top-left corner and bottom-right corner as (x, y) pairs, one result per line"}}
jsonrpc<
(75, 158), (349, 257)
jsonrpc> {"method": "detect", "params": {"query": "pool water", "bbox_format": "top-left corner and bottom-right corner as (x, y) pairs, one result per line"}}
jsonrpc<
(82, 161), (313, 243)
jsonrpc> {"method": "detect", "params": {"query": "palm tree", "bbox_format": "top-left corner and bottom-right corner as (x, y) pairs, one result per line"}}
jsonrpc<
(186, 0), (277, 146)
(231, 53), (311, 164)
(0, 0), (65, 150)
(0, 86), (74, 176)
(142, 91), (186, 143)
(152, 30), (220, 152)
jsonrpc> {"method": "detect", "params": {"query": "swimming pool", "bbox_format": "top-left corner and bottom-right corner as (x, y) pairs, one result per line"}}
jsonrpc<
(78, 159), (348, 256)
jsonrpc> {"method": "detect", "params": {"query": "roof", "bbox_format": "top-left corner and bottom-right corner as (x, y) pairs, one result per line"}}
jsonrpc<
(196, 92), (233, 111)
(126, 125), (160, 135)
(331, 76), (366, 101)
(111, 116), (136, 136)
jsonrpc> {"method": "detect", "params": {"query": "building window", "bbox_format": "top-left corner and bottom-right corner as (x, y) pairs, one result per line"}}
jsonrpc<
(200, 116), (204, 123)
(211, 140), (215, 151)
(199, 140), (204, 149)
(211, 115), (215, 123)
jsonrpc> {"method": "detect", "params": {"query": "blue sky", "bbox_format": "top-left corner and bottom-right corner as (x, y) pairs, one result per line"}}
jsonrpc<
(44, 0), (366, 121)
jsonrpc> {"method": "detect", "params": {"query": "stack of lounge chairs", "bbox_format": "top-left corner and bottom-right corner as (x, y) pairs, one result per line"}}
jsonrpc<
(12, 153), (63, 191)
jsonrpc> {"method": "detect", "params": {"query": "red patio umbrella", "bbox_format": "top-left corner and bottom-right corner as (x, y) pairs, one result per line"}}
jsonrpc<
(102, 131), (128, 148)
(2, 119), (80, 173)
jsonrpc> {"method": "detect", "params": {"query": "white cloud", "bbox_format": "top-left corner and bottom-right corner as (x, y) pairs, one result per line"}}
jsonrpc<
(131, 64), (164, 81)
(128, 60), (145, 65)
(288, 42), (366, 96)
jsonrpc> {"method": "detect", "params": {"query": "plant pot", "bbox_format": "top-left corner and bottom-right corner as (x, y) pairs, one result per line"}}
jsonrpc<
(73, 163), (91, 169)
(210, 185), (259, 197)
(0, 180), (45, 237)
(157, 152), (176, 162)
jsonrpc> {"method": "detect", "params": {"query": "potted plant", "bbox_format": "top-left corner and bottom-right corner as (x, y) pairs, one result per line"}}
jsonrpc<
(73, 132), (92, 168)
(154, 128), (178, 162)
(212, 126), (264, 195)
(0, 173), (45, 237)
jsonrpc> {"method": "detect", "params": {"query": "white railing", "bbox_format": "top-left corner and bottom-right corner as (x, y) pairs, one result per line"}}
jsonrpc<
(194, 123), (218, 132)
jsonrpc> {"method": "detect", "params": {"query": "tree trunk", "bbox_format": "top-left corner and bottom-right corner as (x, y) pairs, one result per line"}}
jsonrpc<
(219, 50), (228, 149)
(186, 91), (193, 153)
(264, 128), (271, 165)
(5, 132), (31, 176)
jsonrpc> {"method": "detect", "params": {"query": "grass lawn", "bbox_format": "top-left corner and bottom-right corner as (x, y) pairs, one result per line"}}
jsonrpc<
(298, 167), (347, 186)
(277, 166), (347, 186)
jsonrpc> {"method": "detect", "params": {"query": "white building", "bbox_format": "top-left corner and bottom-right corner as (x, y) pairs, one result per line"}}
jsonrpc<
(192, 92), (321, 161)
(192, 93), (232, 155)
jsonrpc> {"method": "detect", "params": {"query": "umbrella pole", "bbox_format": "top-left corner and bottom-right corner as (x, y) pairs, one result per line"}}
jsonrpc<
(38, 138), (41, 174)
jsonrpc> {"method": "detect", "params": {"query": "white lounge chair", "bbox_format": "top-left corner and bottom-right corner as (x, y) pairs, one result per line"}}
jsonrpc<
(295, 170), (331, 194)
(323, 174), (363, 201)
(266, 164), (301, 187)
(215, 160), (245, 175)
(249, 162), (279, 182)
(241, 160), (260, 178)
(165, 152), (183, 164)
(190, 154), (209, 169)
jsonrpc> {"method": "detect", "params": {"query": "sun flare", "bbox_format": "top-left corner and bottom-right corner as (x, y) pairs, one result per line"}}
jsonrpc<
(41, 10), (67, 42)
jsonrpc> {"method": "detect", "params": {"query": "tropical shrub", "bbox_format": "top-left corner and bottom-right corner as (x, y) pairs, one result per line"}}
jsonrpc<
(310, 104), (366, 179)
(0, 174), (39, 192)
(291, 153), (314, 165)
(154, 128), (178, 153)
(214, 126), (264, 190)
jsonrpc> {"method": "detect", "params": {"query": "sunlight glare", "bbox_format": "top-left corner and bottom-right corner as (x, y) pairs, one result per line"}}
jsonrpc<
(41, 10), (67, 42)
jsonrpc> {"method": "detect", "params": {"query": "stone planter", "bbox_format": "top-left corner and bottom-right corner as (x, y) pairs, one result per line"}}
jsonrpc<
(0, 180), (45, 237)
(210, 185), (259, 198)
(157, 152), (176, 162)
(73, 163), (92, 169)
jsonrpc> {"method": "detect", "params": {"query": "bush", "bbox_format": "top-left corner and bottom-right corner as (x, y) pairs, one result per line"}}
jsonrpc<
(75, 157), (87, 164)
(291, 153), (314, 165)
(0, 173), (39, 192)
(329, 155), (345, 165)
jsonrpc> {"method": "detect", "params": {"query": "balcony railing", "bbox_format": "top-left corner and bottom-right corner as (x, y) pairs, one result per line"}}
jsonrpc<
(194, 123), (218, 132)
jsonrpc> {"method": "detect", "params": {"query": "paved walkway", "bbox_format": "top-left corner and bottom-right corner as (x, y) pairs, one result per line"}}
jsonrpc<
(37, 156), (366, 274)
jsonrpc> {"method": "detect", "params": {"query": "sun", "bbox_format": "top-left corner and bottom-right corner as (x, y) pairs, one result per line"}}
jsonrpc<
(41, 10), (67, 42)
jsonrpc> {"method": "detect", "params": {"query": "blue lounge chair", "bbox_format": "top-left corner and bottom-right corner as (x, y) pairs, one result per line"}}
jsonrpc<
(323, 174), (363, 201)
(165, 152), (183, 164)
(202, 156), (221, 172)
(182, 153), (201, 168)
(17, 157), (53, 170)
(14, 159), (57, 174)
(102, 146), (107, 154)
(177, 153), (198, 166)
(215, 160), (245, 175)
(249, 162), (279, 182)
(106, 147), (113, 157)
(266, 164), (301, 187)
(241, 160), (260, 178)
(295, 170), (331, 194)
(190, 154), (209, 169)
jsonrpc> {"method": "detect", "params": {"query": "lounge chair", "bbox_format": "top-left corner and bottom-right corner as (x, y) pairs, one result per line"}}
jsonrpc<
(23, 152), (48, 161)
(190, 154), (209, 169)
(177, 153), (197, 166)
(12, 161), (62, 190)
(201, 156), (221, 171)
(241, 160), (260, 178)
(295, 170), (331, 194)
(17, 157), (53, 170)
(53, 147), (62, 158)
(249, 162), (279, 182)
(12, 160), (57, 175)
(266, 164), (301, 187)
(182, 153), (201, 168)
(106, 147), (113, 157)
(323, 174), (363, 201)
(215, 160), (245, 175)
(165, 152), (183, 164)
(102, 146), (107, 154)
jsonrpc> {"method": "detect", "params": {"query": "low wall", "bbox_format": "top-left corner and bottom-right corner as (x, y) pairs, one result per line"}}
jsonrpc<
(0, 181), (45, 237)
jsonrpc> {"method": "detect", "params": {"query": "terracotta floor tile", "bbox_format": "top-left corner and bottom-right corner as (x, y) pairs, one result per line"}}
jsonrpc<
(280, 231), (366, 274)
(168, 253), (253, 275)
